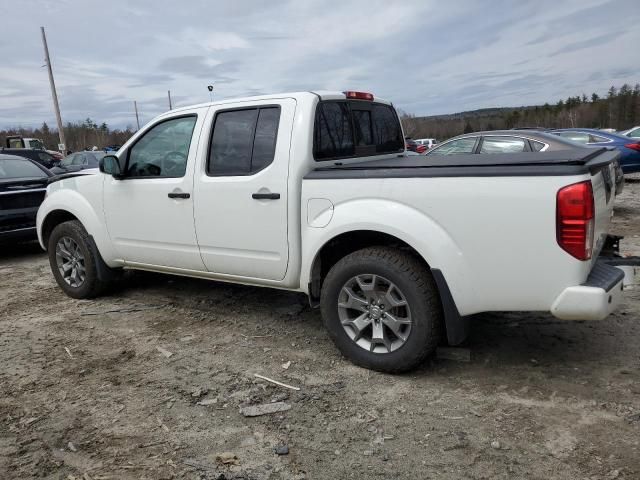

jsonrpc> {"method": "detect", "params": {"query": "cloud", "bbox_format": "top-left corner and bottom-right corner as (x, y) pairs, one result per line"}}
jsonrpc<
(549, 31), (623, 57)
(156, 56), (237, 81)
(0, 0), (638, 129)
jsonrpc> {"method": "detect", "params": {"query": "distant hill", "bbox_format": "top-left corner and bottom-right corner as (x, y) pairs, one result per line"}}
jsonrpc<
(416, 106), (534, 121)
(401, 83), (640, 141)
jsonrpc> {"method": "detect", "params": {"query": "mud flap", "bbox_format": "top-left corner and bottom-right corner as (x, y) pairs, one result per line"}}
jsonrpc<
(87, 235), (121, 283)
(431, 269), (469, 345)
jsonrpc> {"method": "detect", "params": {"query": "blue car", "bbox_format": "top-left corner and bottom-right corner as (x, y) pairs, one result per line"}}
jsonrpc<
(551, 128), (640, 174)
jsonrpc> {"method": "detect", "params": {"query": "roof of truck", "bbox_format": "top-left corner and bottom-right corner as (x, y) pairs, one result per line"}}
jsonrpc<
(169, 90), (392, 114)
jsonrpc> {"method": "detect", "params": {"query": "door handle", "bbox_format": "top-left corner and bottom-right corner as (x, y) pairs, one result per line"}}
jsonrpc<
(252, 192), (280, 200)
(168, 192), (190, 199)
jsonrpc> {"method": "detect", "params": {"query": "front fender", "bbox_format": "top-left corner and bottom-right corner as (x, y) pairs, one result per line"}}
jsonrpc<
(301, 198), (476, 315)
(37, 176), (120, 267)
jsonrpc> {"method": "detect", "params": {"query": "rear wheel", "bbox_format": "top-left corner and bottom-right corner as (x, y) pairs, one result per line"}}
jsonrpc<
(320, 247), (442, 373)
(48, 220), (117, 298)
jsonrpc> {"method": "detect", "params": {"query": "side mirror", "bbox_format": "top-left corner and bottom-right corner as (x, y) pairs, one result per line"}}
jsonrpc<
(99, 155), (123, 179)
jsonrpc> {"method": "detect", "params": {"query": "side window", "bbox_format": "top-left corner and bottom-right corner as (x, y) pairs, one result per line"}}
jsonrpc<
(557, 131), (589, 144)
(430, 137), (477, 155)
(208, 106), (281, 176)
(314, 102), (354, 160)
(126, 116), (197, 178)
(531, 140), (546, 152)
(37, 152), (53, 162)
(480, 136), (527, 154)
(588, 134), (608, 143)
(252, 108), (280, 172)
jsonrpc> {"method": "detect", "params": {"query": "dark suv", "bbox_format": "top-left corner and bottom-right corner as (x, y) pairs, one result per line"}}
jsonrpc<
(0, 154), (53, 243)
(1, 148), (59, 169)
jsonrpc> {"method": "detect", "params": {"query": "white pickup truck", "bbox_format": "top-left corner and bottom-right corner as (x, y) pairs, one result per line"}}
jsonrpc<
(37, 90), (631, 372)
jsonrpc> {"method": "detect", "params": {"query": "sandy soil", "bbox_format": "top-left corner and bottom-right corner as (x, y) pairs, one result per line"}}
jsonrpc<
(1, 181), (639, 480)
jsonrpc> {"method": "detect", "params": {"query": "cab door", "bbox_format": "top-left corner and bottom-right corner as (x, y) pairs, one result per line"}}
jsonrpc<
(103, 108), (208, 271)
(193, 99), (295, 281)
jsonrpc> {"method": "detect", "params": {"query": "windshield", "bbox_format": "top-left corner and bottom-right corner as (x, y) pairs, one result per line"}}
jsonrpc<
(60, 151), (106, 167)
(26, 139), (46, 150)
(0, 157), (47, 179)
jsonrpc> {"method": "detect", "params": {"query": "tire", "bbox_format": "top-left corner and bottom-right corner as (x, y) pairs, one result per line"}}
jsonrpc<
(320, 247), (442, 373)
(47, 220), (116, 299)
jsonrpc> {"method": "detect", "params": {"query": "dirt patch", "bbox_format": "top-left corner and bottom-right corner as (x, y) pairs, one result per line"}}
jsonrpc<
(1, 182), (640, 479)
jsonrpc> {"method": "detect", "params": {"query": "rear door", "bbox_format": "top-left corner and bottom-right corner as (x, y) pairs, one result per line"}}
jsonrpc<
(193, 99), (295, 281)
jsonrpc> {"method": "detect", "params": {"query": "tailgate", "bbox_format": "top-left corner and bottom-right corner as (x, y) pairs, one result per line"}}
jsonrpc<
(590, 157), (618, 261)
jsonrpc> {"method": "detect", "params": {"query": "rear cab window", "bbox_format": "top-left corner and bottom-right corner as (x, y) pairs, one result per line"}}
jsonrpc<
(313, 100), (403, 161)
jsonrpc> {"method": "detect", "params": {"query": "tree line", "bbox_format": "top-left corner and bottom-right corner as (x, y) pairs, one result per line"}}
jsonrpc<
(0, 118), (135, 152)
(401, 83), (640, 141)
(2, 82), (639, 151)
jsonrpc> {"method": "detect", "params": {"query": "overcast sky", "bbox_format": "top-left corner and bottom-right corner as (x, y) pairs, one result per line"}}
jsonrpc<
(1, 0), (639, 129)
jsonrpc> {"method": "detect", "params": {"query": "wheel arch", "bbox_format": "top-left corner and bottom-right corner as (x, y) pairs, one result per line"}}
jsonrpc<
(304, 228), (470, 345)
(40, 209), (79, 250)
(37, 188), (120, 267)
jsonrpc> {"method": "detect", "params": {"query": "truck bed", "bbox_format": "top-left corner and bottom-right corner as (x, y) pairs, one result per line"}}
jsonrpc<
(305, 148), (620, 179)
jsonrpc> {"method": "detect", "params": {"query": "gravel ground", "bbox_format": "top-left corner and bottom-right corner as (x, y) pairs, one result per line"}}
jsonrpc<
(1, 181), (639, 480)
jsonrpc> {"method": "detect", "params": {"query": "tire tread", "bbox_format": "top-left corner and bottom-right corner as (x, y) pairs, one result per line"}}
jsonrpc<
(321, 246), (442, 373)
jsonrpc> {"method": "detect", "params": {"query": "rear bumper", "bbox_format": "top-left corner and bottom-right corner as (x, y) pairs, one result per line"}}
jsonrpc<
(551, 261), (634, 321)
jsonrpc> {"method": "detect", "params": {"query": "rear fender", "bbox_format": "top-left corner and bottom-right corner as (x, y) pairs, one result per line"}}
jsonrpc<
(301, 198), (475, 315)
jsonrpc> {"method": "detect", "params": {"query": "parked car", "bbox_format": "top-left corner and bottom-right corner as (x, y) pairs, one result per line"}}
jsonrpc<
(50, 151), (106, 175)
(5, 135), (46, 150)
(1, 148), (59, 169)
(426, 130), (578, 155)
(104, 145), (122, 152)
(0, 154), (52, 243)
(37, 90), (632, 373)
(46, 150), (64, 161)
(551, 129), (640, 174)
(620, 126), (640, 139)
(405, 138), (427, 154)
(414, 138), (438, 149)
(426, 130), (624, 194)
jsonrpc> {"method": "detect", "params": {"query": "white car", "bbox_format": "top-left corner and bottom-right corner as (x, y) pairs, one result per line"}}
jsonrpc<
(414, 138), (438, 149)
(37, 90), (632, 372)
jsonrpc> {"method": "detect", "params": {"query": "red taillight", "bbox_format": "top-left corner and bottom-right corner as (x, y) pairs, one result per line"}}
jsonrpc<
(556, 181), (594, 260)
(344, 91), (374, 101)
(624, 142), (640, 152)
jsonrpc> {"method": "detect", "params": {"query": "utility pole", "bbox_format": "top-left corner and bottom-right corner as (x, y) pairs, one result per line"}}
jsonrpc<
(40, 26), (66, 152)
(134, 101), (140, 130)
(168, 90), (172, 110)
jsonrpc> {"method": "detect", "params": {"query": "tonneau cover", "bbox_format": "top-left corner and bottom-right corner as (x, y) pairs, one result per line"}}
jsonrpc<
(305, 148), (620, 179)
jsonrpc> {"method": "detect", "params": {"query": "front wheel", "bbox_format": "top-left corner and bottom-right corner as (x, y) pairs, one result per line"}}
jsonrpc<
(320, 247), (442, 373)
(48, 220), (116, 299)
